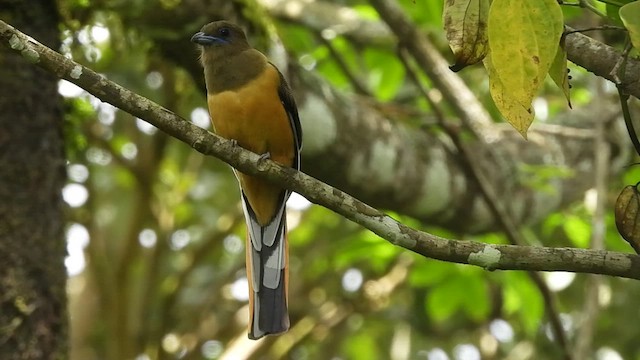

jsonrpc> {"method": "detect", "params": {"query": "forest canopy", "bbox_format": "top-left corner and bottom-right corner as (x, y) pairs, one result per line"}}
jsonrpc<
(2, 0), (640, 359)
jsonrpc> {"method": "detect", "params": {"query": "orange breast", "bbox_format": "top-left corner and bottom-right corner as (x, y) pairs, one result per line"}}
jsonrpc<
(207, 66), (295, 224)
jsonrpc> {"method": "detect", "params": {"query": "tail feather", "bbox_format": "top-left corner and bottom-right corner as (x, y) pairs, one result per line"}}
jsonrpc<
(242, 192), (290, 340)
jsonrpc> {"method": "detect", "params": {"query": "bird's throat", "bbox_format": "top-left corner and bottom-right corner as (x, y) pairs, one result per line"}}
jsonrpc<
(202, 49), (268, 94)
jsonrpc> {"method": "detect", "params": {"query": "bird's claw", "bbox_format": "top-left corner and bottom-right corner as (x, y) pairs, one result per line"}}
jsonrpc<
(256, 152), (272, 170)
(258, 152), (271, 161)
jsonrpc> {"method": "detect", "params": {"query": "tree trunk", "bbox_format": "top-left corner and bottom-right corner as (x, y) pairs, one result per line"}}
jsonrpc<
(0, 1), (67, 358)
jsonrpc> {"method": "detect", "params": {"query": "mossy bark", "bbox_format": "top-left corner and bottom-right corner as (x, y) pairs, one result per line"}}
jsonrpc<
(0, 0), (67, 358)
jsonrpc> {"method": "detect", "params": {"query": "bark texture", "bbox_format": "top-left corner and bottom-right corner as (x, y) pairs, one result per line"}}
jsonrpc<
(0, 1), (67, 358)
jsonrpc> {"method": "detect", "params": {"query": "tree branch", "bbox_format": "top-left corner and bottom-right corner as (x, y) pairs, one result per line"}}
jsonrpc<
(3, 19), (640, 280)
(564, 26), (640, 97)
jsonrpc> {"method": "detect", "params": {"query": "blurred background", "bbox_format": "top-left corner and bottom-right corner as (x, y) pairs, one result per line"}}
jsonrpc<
(6, 0), (640, 359)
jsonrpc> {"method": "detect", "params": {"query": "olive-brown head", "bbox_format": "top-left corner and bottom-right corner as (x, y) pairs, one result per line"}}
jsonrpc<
(191, 21), (250, 52)
(191, 21), (267, 94)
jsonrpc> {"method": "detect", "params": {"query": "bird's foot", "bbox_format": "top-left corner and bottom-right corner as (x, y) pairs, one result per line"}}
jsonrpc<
(258, 152), (271, 161)
(256, 152), (272, 170)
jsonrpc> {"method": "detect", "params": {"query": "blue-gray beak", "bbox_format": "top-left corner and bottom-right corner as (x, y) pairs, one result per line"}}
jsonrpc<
(191, 32), (227, 45)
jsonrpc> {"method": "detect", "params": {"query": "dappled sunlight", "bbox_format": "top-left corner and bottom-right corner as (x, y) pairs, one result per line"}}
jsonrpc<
(596, 347), (624, 360)
(190, 107), (211, 129)
(287, 191), (311, 211)
(65, 223), (89, 276)
(86, 147), (112, 165)
(136, 118), (158, 135)
(222, 234), (243, 254)
(62, 183), (88, 208)
(67, 164), (89, 183)
(58, 80), (84, 97)
(200, 340), (224, 359)
(138, 228), (157, 248)
(341, 267), (363, 292)
(544, 272), (576, 292)
(146, 71), (164, 90)
(452, 344), (480, 360)
(230, 277), (250, 302)
(421, 348), (449, 360)
(488, 319), (514, 343)
(169, 229), (191, 250)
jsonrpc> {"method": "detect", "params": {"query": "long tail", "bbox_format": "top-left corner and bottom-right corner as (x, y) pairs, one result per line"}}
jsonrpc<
(242, 192), (290, 340)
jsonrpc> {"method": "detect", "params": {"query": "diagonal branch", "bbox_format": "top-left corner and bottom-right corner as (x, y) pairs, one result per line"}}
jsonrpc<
(367, 0), (494, 139)
(3, 19), (640, 279)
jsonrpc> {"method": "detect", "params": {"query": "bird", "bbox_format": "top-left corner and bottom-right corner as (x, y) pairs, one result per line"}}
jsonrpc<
(191, 21), (302, 340)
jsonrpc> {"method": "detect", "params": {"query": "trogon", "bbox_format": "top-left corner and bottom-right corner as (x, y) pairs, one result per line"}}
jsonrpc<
(191, 21), (302, 339)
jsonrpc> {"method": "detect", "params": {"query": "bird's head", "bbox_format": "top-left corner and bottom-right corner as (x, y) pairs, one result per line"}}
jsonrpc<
(191, 21), (249, 51)
(192, 21), (268, 92)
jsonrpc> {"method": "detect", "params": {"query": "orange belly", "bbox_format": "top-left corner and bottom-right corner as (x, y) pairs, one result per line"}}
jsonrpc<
(207, 66), (295, 225)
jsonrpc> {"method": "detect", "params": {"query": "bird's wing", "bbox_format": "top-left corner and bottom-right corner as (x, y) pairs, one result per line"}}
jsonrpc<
(272, 63), (303, 171)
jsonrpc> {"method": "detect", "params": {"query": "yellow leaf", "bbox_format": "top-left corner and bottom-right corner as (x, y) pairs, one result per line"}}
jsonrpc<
(485, 53), (534, 138)
(620, 2), (640, 50)
(548, 42), (572, 108)
(443, 0), (490, 71)
(487, 0), (564, 108)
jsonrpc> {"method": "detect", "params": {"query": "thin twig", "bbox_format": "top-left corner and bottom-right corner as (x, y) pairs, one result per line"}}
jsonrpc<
(610, 39), (632, 85)
(368, 0), (494, 139)
(619, 89), (640, 156)
(316, 33), (372, 96)
(574, 77), (610, 359)
(563, 0), (609, 17)
(579, 0), (608, 17)
(563, 25), (625, 36)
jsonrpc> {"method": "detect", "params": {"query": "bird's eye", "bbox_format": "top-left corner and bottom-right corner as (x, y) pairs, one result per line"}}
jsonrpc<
(219, 27), (230, 37)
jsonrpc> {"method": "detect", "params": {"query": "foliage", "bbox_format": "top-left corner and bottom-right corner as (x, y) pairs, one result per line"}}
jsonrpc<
(620, 1), (640, 49)
(42, 0), (640, 359)
(444, 0), (639, 137)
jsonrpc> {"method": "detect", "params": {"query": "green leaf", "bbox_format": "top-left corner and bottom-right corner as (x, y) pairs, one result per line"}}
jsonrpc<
(334, 231), (400, 272)
(341, 332), (381, 360)
(400, 0), (444, 26)
(606, 4), (624, 26)
(487, 0), (563, 135)
(620, 2), (640, 50)
(542, 212), (565, 238)
(503, 272), (543, 335)
(408, 262), (450, 286)
(352, 4), (380, 20)
(548, 43), (572, 108)
(460, 275), (490, 321)
(563, 215), (591, 248)
(317, 37), (358, 91)
(364, 48), (405, 101)
(443, 0), (490, 71)
(279, 25), (316, 53)
(426, 277), (464, 322)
